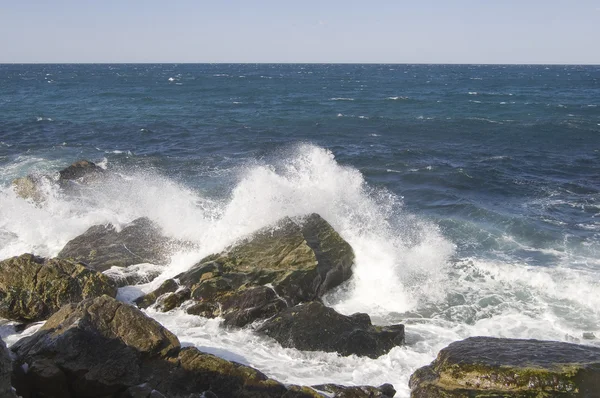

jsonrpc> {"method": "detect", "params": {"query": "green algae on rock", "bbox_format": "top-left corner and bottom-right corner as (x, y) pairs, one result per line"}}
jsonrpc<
(0, 254), (117, 322)
(136, 213), (355, 327)
(409, 336), (600, 398)
(11, 295), (391, 398)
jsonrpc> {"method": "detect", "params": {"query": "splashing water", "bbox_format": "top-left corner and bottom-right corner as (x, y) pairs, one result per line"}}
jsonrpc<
(1, 144), (599, 397)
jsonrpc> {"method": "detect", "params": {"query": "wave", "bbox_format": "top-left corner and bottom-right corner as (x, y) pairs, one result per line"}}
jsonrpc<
(2, 144), (600, 396)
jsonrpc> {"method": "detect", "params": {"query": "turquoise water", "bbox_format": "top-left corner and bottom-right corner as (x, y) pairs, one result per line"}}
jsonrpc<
(1, 64), (599, 396)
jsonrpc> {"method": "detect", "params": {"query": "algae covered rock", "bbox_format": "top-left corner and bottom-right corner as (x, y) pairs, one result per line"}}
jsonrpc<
(137, 213), (355, 327)
(0, 253), (117, 322)
(10, 295), (319, 398)
(257, 301), (404, 359)
(57, 217), (176, 273)
(409, 336), (600, 397)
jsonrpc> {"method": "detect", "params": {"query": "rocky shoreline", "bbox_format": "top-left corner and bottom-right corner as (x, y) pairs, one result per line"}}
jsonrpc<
(2, 160), (599, 397)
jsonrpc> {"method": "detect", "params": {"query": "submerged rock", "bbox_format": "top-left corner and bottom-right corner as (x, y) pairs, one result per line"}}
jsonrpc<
(12, 295), (372, 398)
(409, 336), (600, 397)
(57, 217), (176, 273)
(0, 254), (117, 322)
(257, 301), (404, 359)
(136, 214), (355, 327)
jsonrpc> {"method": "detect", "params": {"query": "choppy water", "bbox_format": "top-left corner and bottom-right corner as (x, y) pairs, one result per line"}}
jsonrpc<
(1, 64), (599, 397)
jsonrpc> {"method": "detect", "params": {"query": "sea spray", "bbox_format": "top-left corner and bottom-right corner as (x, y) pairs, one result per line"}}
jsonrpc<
(2, 144), (600, 397)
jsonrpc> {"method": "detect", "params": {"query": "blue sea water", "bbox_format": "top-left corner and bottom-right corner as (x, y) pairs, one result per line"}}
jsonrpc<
(1, 64), (599, 396)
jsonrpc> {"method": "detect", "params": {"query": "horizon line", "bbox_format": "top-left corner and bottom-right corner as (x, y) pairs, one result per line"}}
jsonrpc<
(1, 62), (600, 66)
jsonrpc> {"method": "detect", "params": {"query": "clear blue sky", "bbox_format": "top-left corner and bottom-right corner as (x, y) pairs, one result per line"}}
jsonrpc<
(1, 0), (599, 64)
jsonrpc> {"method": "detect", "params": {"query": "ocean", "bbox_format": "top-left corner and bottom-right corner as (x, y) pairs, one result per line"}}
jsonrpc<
(1, 63), (599, 396)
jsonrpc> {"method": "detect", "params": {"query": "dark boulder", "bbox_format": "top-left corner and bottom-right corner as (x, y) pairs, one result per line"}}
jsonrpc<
(409, 336), (600, 397)
(58, 160), (104, 182)
(0, 254), (117, 322)
(0, 339), (17, 398)
(257, 301), (404, 359)
(57, 217), (177, 273)
(10, 295), (338, 398)
(136, 214), (355, 327)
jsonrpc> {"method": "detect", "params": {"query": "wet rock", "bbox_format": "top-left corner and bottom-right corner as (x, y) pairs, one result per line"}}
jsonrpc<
(11, 175), (48, 204)
(409, 336), (600, 397)
(11, 160), (104, 204)
(58, 160), (104, 182)
(257, 301), (404, 359)
(135, 279), (180, 309)
(138, 214), (355, 327)
(0, 253), (117, 322)
(10, 295), (323, 398)
(0, 339), (17, 398)
(104, 263), (165, 288)
(313, 383), (396, 397)
(57, 217), (176, 273)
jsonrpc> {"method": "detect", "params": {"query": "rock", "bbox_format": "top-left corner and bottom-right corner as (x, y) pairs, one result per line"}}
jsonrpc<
(138, 214), (355, 327)
(313, 383), (396, 397)
(0, 254), (117, 322)
(135, 279), (180, 309)
(57, 217), (176, 273)
(409, 336), (600, 397)
(104, 263), (165, 288)
(11, 175), (47, 204)
(58, 160), (104, 182)
(10, 295), (333, 398)
(11, 160), (104, 204)
(257, 301), (404, 359)
(0, 339), (17, 398)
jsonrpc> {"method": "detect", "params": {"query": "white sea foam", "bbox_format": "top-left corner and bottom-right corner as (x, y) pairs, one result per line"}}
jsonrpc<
(2, 144), (600, 397)
(330, 98), (354, 101)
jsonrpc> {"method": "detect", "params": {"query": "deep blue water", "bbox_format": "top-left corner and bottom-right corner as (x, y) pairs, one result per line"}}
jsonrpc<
(2, 64), (599, 266)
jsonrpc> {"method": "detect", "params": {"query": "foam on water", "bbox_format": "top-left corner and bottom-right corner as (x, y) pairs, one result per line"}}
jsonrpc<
(2, 144), (600, 397)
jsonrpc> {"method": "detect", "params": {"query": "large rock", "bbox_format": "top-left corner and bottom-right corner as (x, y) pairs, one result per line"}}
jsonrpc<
(0, 254), (117, 322)
(136, 214), (355, 327)
(57, 217), (176, 273)
(11, 295), (379, 398)
(0, 339), (17, 398)
(257, 301), (404, 359)
(409, 336), (600, 397)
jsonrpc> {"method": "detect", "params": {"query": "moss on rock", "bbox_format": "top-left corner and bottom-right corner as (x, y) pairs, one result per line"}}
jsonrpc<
(0, 253), (117, 322)
(409, 336), (600, 397)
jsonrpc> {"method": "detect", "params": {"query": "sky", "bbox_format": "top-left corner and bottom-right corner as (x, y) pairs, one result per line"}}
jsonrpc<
(0, 0), (599, 64)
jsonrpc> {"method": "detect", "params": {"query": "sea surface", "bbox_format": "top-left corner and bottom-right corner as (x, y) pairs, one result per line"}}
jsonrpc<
(1, 64), (599, 396)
